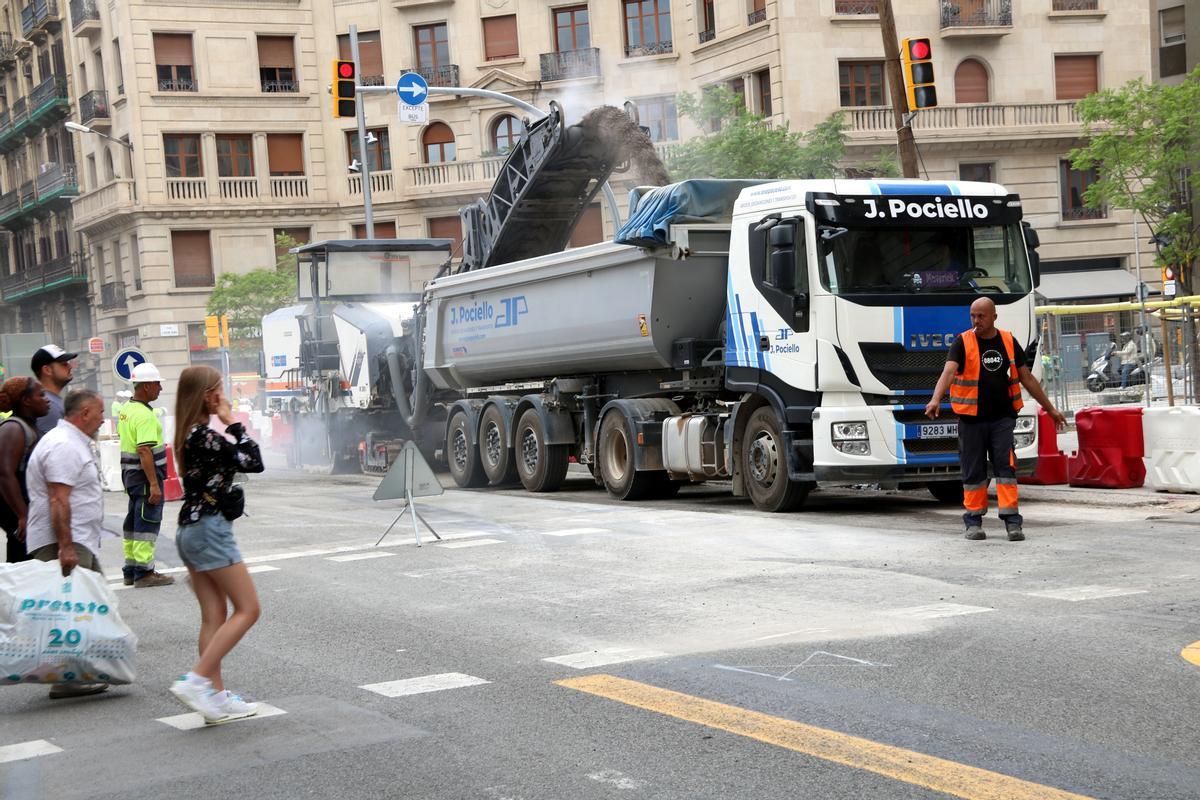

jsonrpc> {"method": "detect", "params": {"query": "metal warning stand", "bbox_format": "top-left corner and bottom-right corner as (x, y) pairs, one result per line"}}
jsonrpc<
(373, 441), (443, 546)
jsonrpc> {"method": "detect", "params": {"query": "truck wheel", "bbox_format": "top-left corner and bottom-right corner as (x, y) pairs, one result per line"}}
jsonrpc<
(742, 407), (809, 512)
(598, 412), (660, 501)
(479, 406), (518, 486)
(515, 409), (569, 492)
(927, 480), (963, 505)
(447, 411), (487, 488)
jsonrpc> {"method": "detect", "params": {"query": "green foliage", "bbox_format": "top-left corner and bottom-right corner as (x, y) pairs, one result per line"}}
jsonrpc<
(1068, 66), (1200, 291)
(206, 232), (300, 346)
(665, 87), (900, 180)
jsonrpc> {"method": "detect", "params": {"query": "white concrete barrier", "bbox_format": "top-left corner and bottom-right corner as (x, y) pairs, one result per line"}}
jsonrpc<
(99, 439), (123, 493)
(1143, 405), (1200, 494)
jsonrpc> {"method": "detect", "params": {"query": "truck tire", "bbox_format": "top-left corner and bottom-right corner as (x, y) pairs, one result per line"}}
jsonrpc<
(927, 480), (964, 505)
(741, 407), (809, 512)
(515, 409), (569, 492)
(447, 411), (487, 488)
(598, 412), (661, 501)
(479, 405), (519, 486)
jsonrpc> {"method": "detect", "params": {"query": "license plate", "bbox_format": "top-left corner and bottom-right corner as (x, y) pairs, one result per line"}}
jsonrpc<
(919, 423), (958, 439)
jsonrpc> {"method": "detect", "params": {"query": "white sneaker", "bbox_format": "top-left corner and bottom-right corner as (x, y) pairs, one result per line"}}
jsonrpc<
(211, 690), (259, 722)
(169, 674), (225, 723)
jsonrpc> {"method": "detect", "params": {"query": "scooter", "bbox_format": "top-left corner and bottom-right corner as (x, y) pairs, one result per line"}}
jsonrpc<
(1086, 342), (1147, 393)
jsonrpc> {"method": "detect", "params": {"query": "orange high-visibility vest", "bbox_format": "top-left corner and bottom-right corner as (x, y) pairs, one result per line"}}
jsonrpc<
(949, 329), (1024, 416)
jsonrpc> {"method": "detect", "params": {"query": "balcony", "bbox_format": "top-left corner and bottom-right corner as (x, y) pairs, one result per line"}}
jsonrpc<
(846, 100), (1080, 144)
(699, 28), (716, 44)
(166, 177), (207, 201)
(405, 156), (504, 194)
(71, 178), (135, 230)
(748, 8), (767, 25)
(0, 163), (78, 228)
(218, 177), (258, 200)
(0, 33), (15, 71)
(261, 79), (299, 93)
(940, 0), (1013, 35)
(624, 40), (673, 58)
(28, 74), (70, 126)
(20, 0), (61, 42)
(33, 162), (78, 206)
(540, 48), (601, 82)
(834, 0), (878, 12)
(402, 64), (456, 88)
(157, 77), (196, 92)
(99, 280), (126, 310)
(1, 253), (86, 302)
(79, 89), (109, 126)
(347, 170), (393, 196)
(1051, 0), (1098, 9)
(360, 74), (386, 87)
(270, 175), (308, 199)
(69, 0), (98, 33)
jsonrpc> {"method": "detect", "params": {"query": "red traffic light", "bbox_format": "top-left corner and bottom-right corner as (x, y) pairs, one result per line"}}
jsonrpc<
(909, 39), (930, 60)
(338, 62), (354, 78)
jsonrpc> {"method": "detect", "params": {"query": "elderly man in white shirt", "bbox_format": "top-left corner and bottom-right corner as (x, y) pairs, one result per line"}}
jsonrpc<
(24, 388), (109, 699)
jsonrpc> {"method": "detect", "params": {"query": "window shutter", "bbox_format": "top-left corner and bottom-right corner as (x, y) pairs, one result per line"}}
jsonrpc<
(256, 36), (295, 69)
(360, 32), (383, 76)
(171, 230), (213, 288)
(353, 221), (396, 239)
(483, 15), (519, 60)
(1054, 55), (1098, 100)
(954, 59), (989, 103)
(569, 205), (603, 247)
(266, 133), (304, 175)
(337, 34), (351, 61)
(154, 33), (193, 66)
(428, 216), (463, 256)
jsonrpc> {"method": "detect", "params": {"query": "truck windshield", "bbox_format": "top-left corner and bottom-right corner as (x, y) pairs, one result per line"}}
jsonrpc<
(818, 223), (1032, 295)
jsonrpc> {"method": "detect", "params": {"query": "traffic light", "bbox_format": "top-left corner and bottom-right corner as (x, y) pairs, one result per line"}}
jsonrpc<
(901, 37), (937, 109)
(333, 60), (356, 118)
(204, 315), (220, 349)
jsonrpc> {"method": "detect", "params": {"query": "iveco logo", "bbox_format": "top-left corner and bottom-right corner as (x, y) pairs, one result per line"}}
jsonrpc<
(982, 351), (1005, 371)
(908, 332), (957, 349)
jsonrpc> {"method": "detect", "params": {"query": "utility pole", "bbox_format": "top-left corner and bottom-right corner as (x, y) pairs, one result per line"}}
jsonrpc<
(878, 0), (919, 178)
(349, 25), (375, 238)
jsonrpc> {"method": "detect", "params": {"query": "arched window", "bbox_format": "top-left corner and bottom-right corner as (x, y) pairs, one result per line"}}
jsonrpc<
(954, 58), (989, 104)
(491, 114), (524, 153)
(422, 122), (456, 164)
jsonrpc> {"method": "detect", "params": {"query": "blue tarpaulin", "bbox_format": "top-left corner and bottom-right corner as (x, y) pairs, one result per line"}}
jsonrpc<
(615, 179), (771, 247)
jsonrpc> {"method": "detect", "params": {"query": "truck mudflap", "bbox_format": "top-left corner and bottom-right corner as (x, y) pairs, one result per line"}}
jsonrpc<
(813, 456), (1037, 485)
(512, 395), (575, 447)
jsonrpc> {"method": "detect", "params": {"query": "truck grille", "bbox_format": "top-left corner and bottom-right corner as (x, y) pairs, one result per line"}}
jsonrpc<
(859, 344), (948, 392)
(902, 438), (958, 455)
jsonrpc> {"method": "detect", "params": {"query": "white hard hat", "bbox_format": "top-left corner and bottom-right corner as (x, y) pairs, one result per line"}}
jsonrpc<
(117, 390), (133, 399)
(130, 362), (163, 383)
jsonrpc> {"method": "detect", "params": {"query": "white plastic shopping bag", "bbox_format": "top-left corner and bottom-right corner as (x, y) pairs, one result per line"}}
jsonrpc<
(0, 559), (137, 686)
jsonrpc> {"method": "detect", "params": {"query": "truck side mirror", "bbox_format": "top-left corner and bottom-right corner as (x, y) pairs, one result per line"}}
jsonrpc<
(768, 223), (796, 292)
(1022, 221), (1041, 288)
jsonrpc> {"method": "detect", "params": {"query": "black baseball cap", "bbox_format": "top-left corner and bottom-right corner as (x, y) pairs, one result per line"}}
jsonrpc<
(31, 344), (78, 375)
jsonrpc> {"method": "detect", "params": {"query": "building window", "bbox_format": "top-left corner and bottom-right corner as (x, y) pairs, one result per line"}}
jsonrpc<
(337, 31), (384, 85)
(623, 0), (673, 57)
(755, 69), (772, 116)
(954, 58), (989, 104)
(353, 221), (397, 239)
(414, 23), (449, 69)
(129, 233), (141, 291)
(267, 134), (305, 176)
(554, 6), (590, 51)
(839, 60), (885, 106)
(422, 122), (456, 164)
(163, 134), (202, 178)
(491, 115), (524, 152)
(700, 0), (716, 41)
(216, 134), (254, 177)
(346, 128), (391, 171)
(959, 162), (994, 183)
(569, 204), (603, 247)
(1160, 6), (1186, 45)
(274, 227), (310, 259)
(171, 230), (214, 288)
(749, 0), (766, 25)
(258, 36), (298, 92)
(428, 216), (463, 258)
(482, 15), (519, 61)
(637, 95), (678, 142)
(1159, 6), (1187, 77)
(112, 38), (124, 94)
(1060, 160), (1105, 221)
(1054, 54), (1098, 101)
(153, 33), (195, 91)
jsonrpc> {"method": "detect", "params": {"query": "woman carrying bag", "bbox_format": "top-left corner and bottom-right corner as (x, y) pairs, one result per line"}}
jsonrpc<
(168, 365), (265, 724)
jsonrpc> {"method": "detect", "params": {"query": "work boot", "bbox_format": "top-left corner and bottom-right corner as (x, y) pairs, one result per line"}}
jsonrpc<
(1006, 522), (1025, 542)
(49, 682), (109, 699)
(134, 571), (176, 588)
(964, 523), (985, 540)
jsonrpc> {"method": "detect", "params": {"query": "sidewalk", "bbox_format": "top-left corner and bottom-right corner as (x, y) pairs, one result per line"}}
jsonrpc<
(1013, 481), (1200, 510)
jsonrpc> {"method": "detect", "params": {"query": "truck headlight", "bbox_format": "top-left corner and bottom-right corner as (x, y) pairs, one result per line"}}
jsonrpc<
(1015, 416), (1035, 433)
(1014, 416), (1035, 449)
(832, 421), (871, 455)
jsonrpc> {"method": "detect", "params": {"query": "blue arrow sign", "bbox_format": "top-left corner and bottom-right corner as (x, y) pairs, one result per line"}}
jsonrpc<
(396, 72), (429, 105)
(113, 348), (146, 382)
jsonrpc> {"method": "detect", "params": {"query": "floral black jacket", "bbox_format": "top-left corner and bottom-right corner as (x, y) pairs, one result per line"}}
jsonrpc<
(178, 422), (265, 525)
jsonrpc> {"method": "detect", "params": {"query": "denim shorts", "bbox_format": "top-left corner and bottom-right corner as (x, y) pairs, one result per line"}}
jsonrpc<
(175, 513), (243, 572)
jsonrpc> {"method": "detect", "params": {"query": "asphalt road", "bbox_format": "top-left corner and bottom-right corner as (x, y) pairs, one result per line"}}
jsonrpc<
(3, 463), (1199, 800)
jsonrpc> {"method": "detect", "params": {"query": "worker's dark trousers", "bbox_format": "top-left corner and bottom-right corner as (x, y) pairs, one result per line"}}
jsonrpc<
(959, 416), (1021, 527)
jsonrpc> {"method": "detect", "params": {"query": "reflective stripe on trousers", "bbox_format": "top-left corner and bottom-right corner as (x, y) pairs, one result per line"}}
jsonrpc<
(123, 534), (157, 567)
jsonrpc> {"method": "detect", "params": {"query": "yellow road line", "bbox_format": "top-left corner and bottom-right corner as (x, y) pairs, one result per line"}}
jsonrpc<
(558, 674), (1095, 800)
(1183, 641), (1200, 667)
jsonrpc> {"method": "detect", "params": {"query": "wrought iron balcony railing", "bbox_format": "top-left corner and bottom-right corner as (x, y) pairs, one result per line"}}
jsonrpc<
(699, 28), (716, 43)
(100, 280), (126, 310)
(79, 88), (108, 122)
(539, 48), (601, 81)
(1051, 0), (1097, 9)
(834, 0), (878, 13)
(624, 40), (673, 58)
(407, 64), (459, 88)
(940, 0), (1013, 28)
(157, 77), (196, 92)
(748, 8), (767, 24)
(261, 79), (299, 93)
(69, 0), (98, 30)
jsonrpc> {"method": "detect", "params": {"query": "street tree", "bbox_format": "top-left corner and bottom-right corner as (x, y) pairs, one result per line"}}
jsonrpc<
(206, 232), (300, 349)
(666, 87), (899, 180)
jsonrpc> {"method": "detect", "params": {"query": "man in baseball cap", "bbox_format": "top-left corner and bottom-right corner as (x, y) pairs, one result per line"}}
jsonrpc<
(31, 345), (77, 435)
(117, 362), (174, 587)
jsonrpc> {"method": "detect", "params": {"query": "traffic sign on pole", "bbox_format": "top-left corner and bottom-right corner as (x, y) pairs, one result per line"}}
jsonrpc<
(396, 72), (429, 105)
(398, 100), (428, 124)
(112, 348), (147, 382)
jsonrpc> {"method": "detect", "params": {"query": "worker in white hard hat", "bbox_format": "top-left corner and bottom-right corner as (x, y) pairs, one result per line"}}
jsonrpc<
(111, 389), (132, 422)
(116, 362), (174, 588)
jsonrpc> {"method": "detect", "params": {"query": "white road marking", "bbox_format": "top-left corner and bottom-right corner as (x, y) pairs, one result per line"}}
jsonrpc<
(587, 770), (647, 790)
(542, 647), (668, 670)
(360, 672), (490, 697)
(538, 527), (611, 537)
(247, 565), (280, 574)
(752, 628), (830, 641)
(327, 551), (397, 563)
(0, 740), (63, 764)
(887, 603), (993, 620)
(436, 539), (505, 549)
(1027, 586), (1149, 602)
(157, 703), (287, 731)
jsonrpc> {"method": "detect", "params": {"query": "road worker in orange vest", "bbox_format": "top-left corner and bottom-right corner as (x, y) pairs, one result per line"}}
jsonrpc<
(925, 297), (1067, 542)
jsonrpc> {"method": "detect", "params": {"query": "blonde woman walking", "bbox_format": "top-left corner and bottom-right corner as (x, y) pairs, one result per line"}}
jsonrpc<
(168, 366), (265, 723)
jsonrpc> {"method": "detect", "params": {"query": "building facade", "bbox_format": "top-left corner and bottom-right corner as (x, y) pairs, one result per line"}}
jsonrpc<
(61, 0), (1157, 401)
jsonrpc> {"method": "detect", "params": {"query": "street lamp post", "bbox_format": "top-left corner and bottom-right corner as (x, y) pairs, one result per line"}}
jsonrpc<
(65, 121), (135, 188)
